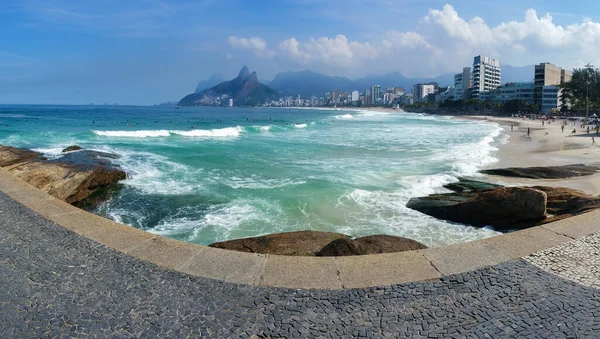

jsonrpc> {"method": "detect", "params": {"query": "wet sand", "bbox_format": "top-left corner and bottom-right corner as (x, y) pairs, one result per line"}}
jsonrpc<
(464, 116), (600, 195)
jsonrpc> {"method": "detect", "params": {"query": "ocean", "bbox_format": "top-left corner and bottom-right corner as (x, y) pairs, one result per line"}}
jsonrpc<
(0, 105), (505, 247)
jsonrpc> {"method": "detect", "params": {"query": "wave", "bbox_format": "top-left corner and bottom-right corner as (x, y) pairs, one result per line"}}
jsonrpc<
(335, 114), (354, 119)
(92, 130), (171, 137)
(171, 126), (242, 137)
(91, 123), (314, 138)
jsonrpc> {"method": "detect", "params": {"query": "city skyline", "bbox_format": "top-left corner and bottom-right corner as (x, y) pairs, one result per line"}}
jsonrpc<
(2, 1), (600, 104)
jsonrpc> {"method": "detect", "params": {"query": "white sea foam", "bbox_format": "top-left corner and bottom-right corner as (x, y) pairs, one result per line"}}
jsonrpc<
(259, 125), (272, 131)
(92, 126), (243, 138)
(335, 114), (354, 119)
(92, 130), (171, 137)
(223, 176), (306, 189)
(171, 126), (243, 137)
(30, 147), (68, 159)
(294, 123), (307, 128)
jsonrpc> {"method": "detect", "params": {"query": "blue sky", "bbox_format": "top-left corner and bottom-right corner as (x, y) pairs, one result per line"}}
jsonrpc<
(2, 0), (600, 105)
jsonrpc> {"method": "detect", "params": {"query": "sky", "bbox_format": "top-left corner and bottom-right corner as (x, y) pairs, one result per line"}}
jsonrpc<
(2, 0), (600, 105)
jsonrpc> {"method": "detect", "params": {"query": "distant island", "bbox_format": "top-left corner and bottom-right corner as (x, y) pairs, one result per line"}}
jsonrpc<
(178, 66), (280, 107)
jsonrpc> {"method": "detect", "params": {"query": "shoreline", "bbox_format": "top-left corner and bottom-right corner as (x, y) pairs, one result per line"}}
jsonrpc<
(461, 115), (600, 195)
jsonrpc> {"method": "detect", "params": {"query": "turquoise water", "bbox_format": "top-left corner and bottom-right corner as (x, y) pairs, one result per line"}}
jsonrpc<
(0, 105), (504, 247)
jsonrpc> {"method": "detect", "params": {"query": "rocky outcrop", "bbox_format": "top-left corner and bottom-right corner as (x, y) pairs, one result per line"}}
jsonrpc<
(62, 145), (83, 152)
(533, 186), (600, 218)
(0, 145), (125, 205)
(480, 164), (600, 179)
(0, 146), (42, 167)
(179, 66), (281, 107)
(443, 179), (502, 193)
(209, 231), (350, 256)
(407, 187), (547, 231)
(209, 231), (427, 256)
(409, 178), (600, 230)
(316, 235), (427, 257)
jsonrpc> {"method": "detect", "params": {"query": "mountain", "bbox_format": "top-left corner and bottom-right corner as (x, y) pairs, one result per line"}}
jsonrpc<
(268, 70), (357, 98)
(267, 66), (535, 98)
(195, 74), (225, 93)
(179, 66), (280, 107)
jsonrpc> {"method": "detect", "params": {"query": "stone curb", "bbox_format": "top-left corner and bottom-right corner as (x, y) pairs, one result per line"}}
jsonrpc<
(2, 167), (599, 290)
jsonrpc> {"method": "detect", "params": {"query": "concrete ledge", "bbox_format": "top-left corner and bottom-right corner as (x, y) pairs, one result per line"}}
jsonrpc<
(2, 166), (600, 289)
(421, 240), (512, 276)
(337, 251), (441, 288)
(261, 255), (340, 289)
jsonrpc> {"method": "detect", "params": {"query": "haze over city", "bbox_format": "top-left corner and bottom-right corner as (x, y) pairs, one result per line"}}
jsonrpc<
(2, 0), (600, 104)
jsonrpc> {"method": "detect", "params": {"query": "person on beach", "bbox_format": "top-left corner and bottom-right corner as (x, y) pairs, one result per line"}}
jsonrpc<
(572, 129), (577, 134)
(542, 121), (545, 126)
(527, 127), (530, 136)
(588, 126), (590, 134)
(511, 125), (513, 131)
(561, 125), (565, 133)
(593, 137), (597, 145)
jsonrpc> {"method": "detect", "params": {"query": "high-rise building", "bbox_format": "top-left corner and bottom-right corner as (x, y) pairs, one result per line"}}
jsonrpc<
(394, 87), (405, 95)
(412, 84), (435, 102)
(453, 67), (472, 101)
(351, 90), (359, 102)
(365, 89), (371, 106)
(472, 55), (501, 99)
(534, 63), (572, 110)
(371, 85), (381, 105)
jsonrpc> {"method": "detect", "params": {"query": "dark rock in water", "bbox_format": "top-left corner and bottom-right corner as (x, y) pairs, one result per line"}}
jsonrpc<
(62, 145), (83, 153)
(480, 164), (600, 179)
(533, 186), (600, 218)
(209, 231), (350, 256)
(0, 146), (43, 167)
(407, 187), (547, 231)
(0, 145), (125, 205)
(316, 235), (427, 257)
(443, 179), (503, 193)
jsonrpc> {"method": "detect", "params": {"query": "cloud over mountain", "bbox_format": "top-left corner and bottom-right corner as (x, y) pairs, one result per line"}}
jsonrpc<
(227, 4), (600, 77)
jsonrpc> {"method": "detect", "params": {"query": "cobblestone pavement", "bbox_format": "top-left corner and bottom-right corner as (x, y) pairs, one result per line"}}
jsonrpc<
(526, 232), (600, 289)
(1, 191), (600, 338)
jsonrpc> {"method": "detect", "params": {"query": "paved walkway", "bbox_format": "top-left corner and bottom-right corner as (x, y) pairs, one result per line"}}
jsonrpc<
(1, 191), (600, 338)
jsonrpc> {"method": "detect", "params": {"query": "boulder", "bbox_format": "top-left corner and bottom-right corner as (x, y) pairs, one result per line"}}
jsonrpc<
(316, 235), (427, 257)
(0, 145), (126, 205)
(407, 187), (547, 231)
(480, 164), (600, 179)
(0, 146), (43, 167)
(62, 145), (84, 152)
(533, 186), (600, 218)
(209, 230), (350, 256)
(443, 178), (503, 193)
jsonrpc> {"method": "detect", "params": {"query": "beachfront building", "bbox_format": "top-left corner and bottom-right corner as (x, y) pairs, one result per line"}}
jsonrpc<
(453, 67), (472, 101)
(478, 82), (534, 106)
(440, 87), (455, 102)
(394, 87), (405, 95)
(371, 85), (381, 105)
(412, 83), (435, 103)
(541, 85), (562, 113)
(351, 90), (359, 103)
(534, 62), (572, 110)
(364, 89), (371, 106)
(472, 55), (501, 99)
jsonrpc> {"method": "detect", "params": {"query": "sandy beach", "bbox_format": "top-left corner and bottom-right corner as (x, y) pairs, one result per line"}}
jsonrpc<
(464, 115), (600, 195)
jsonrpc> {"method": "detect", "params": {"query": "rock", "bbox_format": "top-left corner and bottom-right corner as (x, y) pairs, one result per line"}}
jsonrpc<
(316, 235), (427, 257)
(443, 179), (503, 193)
(0, 146), (43, 167)
(0, 145), (125, 205)
(533, 186), (600, 218)
(209, 231), (350, 256)
(407, 187), (547, 230)
(480, 164), (600, 179)
(62, 145), (83, 152)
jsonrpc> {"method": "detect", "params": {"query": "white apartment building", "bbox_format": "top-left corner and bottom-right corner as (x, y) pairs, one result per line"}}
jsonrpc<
(351, 90), (359, 102)
(472, 55), (501, 99)
(453, 67), (472, 101)
(412, 84), (435, 102)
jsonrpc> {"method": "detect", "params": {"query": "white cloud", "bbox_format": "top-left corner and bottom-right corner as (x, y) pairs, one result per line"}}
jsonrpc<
(228, 5), (600, 77)
(227, 36), (275, 57)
